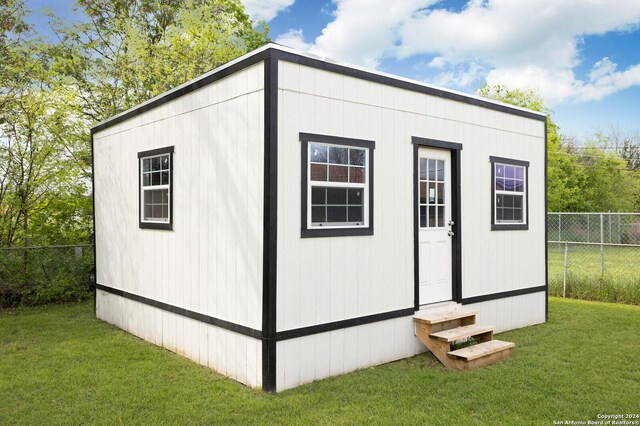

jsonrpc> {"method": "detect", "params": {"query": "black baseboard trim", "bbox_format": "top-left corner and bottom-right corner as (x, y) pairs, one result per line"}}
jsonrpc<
(274, 307), (415, 341)
(461, 285), (547, 305)
(95, 283), (263, 339)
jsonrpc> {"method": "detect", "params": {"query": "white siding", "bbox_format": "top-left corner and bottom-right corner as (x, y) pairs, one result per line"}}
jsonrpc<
(466, 291), (546, 333)
(96, 291), (262, 388)
(94, 62), (264, 385)
(276, 60), (546, 333)
(276, 317), (425, 392)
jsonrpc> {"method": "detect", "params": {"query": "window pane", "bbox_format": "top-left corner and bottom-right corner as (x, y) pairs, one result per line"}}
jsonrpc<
(349, 167), (365, 183)
(152, 204), (163, 218)
(144, 190), (153, 204)
(349, 149), (365, 166)
(310, 164), (327, 181)
(161, 171), (169, 185)
(420, 182), (427, 204)
(515, 167), (524, 180)
(505, 166), (515, 179)
(143, 159), (151, 172)
(496, 194), (503, 207)
(496, 164), (504, 178)
(436, 160), (444, 182)
(152, 157), (161, 171)
(428, 182), (436, 204)
(513, 207), (523, 221)
(144, 204), (152, 219)
(437, 183), (444, 204)
(437, 206), (444, 228)
(514, 195), (522, 208)
(310, 144), (328, 163)
(496, 178), (505, 191)
(327, 206), (347, 222)
(161, 155), (170, 170)
(152, 172), (161, 186)
(429, 206), (436, 227)
(311, 187), (326, 204)
(496, 207), (503, 221)
(420, 158), (427, 180)
(348, 188), (362, 205)
(503, 208), (514, 221)
(420, 206), (427, 228)
(329, 146), (348, 164)
(328, 165), (348, 182)
(312, 206), (326, 223)
(514, 180), (525, 192)
(504, 194), (514, 208)
(152, 189), (164, 203)
(428, 159), (436, 180)
(143, 173), (150, 186)
(162, 205), (168, 219)
(327, 187), (346, 204)
(348, 206), (362, 222)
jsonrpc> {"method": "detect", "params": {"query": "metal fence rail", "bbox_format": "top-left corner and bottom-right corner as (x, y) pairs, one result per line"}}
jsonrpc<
(0, 244), (94, 307)
(547, 213), (640, 304)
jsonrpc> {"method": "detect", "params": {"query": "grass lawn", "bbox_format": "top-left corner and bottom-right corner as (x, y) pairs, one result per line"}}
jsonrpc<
(1, 298), (639, 425)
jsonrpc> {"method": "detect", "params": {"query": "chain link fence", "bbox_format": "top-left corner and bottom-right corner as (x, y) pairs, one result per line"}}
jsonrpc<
(0, 244), (94, 308)
(548, 213), (640, 304)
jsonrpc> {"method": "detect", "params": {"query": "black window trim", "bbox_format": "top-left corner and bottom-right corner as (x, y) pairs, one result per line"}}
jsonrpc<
(138, 146), (174, 230)
(490, 155), (529, 231)
(300, 132), (375, 238)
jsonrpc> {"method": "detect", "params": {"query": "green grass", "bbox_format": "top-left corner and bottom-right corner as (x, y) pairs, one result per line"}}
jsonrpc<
(1, 298), (639, 425)
(548, 244), (640, 304)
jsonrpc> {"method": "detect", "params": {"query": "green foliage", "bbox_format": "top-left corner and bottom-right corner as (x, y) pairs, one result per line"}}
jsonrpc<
(478, 85), (640, 212)
(1, 299), (639, 423)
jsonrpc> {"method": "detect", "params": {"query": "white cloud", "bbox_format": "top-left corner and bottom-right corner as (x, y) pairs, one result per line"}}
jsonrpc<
(275, 29), (312, 51)
(288, 0), (640, 105)
(242, 0), (294, 21)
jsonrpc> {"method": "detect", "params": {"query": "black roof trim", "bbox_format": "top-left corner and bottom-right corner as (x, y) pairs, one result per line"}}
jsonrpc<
(91, 44), (546, 134)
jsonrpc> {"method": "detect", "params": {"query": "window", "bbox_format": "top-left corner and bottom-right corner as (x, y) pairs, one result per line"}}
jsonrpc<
(490, 156), (529, 230)
(300, 133), (375, 237)
(139, 146), (174, 230)
(419, 158), (446, 228)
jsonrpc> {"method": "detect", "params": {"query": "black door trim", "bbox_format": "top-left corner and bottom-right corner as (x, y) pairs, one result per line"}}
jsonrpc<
(412, 137), (463, 309)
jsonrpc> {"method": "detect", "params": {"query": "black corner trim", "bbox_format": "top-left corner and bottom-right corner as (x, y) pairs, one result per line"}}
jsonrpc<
(262, 54), (278, 392)
(412, 137), (463, 308)
(460, 285), (547, 305)
(544, 118), (549, 322)
(91, 130), (97, 315)
(300, 132), (375, 239)
(274, 307), (414, 341)
(490, 156), (529, 231)
(138, 146), (174, 231)
(96, 283), (263, 339)
(269, 49), (546, 122)
(412, 136), (463, 151)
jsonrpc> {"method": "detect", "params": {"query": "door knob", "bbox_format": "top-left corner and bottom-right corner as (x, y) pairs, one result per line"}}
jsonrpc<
(448, 230), (455, 237)
(448, 220), (455, 226)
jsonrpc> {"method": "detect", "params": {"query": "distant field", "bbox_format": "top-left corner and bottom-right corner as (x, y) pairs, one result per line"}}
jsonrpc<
(548, 243), (640, 304)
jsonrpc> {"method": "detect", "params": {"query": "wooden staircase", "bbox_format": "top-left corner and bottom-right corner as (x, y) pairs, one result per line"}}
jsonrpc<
(413, 307), (514, 370)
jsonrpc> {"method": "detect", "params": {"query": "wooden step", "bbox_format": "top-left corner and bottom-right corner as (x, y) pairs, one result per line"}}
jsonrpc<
(429, 324), (495, 342)
(448, 339), (515, 361)
(413, 309), (477, 325)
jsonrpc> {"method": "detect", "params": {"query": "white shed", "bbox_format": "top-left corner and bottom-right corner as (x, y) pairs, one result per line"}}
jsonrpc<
(92, 43), (547, 392)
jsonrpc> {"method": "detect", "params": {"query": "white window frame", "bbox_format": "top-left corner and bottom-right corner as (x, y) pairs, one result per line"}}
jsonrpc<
(307, 142), (369, 230)
(491, 157), (529, 230)
(138, 146), (174, 230)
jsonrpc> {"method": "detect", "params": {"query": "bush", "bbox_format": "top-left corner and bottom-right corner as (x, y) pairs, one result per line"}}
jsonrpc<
(0, 246), (94, 308)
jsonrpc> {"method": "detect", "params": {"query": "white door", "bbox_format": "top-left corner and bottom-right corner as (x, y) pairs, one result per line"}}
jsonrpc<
(418, 147), (453, 305)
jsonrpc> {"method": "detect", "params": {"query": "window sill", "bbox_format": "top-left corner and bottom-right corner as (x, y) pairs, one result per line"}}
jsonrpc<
(491, 223), (528, 231)
(140, 222), (173, 231)
(301, 226), (373, 238)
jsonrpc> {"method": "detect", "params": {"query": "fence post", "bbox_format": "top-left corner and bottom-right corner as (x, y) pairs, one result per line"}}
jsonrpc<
(600, 212), (605, 276)
(563, 243), (568, 298)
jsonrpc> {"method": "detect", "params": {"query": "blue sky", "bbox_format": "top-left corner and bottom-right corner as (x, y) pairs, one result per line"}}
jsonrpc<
(26, 0), (640, 139)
